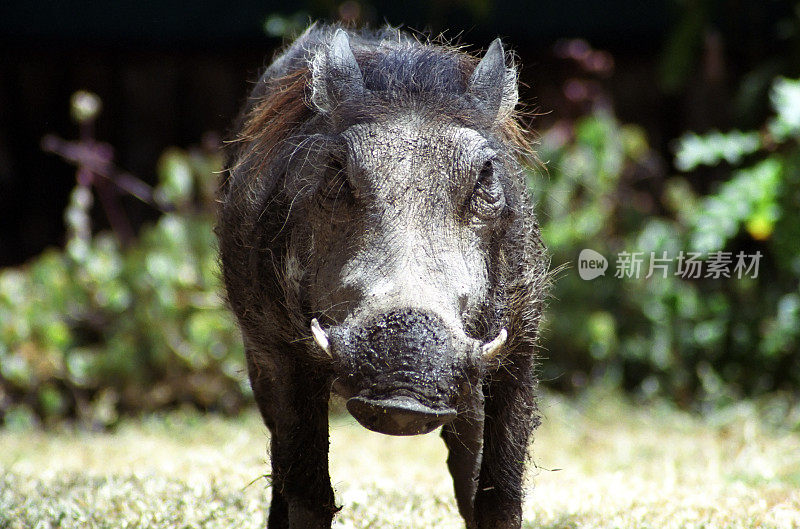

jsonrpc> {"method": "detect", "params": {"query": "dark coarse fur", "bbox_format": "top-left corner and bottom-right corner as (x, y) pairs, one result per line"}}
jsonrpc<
(217, 23), (549, 529)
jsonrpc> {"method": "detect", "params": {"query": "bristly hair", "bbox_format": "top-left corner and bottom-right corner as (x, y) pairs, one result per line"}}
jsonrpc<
(228, 25), (537, 177)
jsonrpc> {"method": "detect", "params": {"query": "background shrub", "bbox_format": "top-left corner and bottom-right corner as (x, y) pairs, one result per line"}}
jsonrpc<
(0, 135), (247, 427)
(1, 75), (799, 425)
(537, 76), (800, 408)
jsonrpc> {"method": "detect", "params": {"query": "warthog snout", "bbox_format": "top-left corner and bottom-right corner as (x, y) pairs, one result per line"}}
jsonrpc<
(346, 394), (458, 435)
(310, 309), (508, 435)
(323, 308), (464, 435)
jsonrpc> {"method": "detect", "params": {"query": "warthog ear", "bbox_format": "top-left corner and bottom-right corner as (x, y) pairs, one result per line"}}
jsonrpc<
(467, 38), (518, 126)
(311, 29), (365, 113)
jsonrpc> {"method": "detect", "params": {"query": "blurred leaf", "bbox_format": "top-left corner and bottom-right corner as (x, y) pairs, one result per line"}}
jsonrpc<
(587, 311), (617, 360)
(1, 354), (33, 388)
(39, 384), (67, 418)
(675, 130), (761, 171)
(156, 149), (194, 207)
(769, 77), (800, 140)
(760, 293), (800, 357)
(689, 158), (782, 252)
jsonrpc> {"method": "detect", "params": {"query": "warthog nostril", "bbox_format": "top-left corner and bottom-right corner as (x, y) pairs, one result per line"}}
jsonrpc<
(346, 395), (457, 436)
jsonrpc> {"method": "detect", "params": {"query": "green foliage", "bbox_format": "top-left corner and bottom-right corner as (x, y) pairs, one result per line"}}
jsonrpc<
(769, 77), (800, 141)
(538, 77), (800, 405)
(686, 159), (782, 253)
(674, 130), (761, 171)
(0, 148), (247, 427)
(3, 74), (800, 424)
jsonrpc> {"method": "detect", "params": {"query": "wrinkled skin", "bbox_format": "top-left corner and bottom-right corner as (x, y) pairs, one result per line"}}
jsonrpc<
(218, 25), (549, 529)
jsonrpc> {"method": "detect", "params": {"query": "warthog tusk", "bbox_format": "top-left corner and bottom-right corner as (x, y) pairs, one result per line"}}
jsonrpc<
(310, 318), (332, 357)
(481, 328), (507, 360)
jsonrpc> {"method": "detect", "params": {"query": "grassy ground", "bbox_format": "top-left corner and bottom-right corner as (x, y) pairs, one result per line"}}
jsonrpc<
(1, 390), (799, 528)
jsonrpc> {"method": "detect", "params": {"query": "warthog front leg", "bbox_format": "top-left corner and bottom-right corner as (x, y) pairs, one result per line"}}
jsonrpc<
(473, 357), (538, 529)
(442, 388), (485, 529)
(248, 354), (338, 529)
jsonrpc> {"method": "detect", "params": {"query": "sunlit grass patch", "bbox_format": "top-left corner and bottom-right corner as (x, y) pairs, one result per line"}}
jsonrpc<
(527, 389), (800, 529)
(1, 391), (798, 528)
(0, 472), (265, 529)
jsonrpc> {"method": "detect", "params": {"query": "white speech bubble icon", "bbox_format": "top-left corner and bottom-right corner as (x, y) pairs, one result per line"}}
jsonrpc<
(578, 249), (608, 280)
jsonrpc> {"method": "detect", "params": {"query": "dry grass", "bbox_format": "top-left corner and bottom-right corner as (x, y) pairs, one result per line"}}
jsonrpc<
(1, 390), (798, 528)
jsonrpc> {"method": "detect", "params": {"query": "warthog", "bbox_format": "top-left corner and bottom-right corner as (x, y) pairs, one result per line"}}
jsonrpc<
(218, 24), (549, 529)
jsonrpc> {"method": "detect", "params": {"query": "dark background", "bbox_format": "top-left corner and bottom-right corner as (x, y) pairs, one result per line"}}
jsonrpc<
(4, 0), (791, 267)
(0, 0), (660, 266)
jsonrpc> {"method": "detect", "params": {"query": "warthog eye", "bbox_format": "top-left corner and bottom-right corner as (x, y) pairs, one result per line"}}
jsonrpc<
(470, 159), (506, 219)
